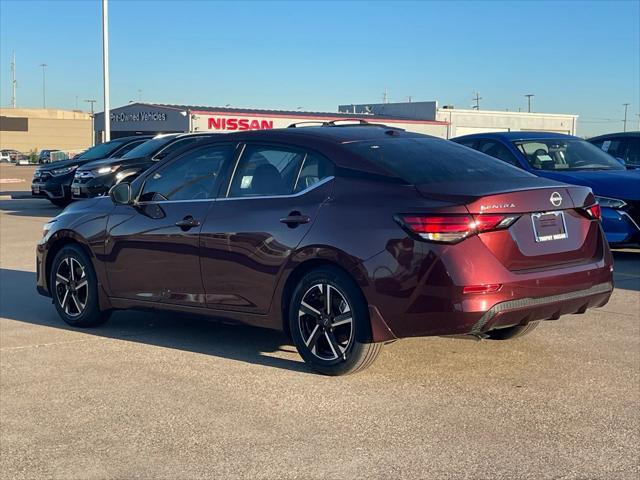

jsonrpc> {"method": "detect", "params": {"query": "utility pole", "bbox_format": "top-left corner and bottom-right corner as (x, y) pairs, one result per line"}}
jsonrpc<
(85, 99), (97, 146)
(622, 103), (630, 132)
(102, 0), (111, 141)
(382, 88), (388, 104)
(472, 92), (482, 110)
(39, 63), (47, 108)
(10, 51), (17, 108)
(525, 94), (534, 113)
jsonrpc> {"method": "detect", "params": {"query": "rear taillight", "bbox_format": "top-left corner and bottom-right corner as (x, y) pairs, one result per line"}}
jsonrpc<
(578, 203), (601, 220)
(396, 214), (519, 243)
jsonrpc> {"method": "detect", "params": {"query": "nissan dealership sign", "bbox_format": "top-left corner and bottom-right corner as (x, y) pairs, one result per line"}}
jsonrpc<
(206, 117), (274, 131)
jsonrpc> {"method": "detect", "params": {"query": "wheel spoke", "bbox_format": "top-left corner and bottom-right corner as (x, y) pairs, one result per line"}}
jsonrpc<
(304, 324), (321, 348)
(69, 259), (75, 281)
(56, 273), (69, 285)
(71, 293), (82, 314)
(60, 289), (70, 313)
(326, 284), (331, 314)
(76, 279), (88, 290)
(331, 312), (353, 328)
(300, 301), (321, 319)
(325, 331), (344, 359)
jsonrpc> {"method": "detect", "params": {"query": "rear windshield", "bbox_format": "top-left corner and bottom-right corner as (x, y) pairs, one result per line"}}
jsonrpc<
(122, 135), (178, 159)
(344, 137), (531, 184)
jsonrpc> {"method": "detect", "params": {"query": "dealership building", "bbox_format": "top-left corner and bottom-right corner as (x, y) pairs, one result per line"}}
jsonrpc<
(93, 101), (578, 142)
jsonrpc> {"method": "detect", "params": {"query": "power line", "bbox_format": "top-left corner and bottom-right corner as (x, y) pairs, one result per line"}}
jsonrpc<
(525, 94), (534, 113)
(472, 92), (482, 110)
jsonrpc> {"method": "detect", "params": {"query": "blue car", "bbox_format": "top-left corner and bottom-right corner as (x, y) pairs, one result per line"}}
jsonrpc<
(451, 132), (640, 247)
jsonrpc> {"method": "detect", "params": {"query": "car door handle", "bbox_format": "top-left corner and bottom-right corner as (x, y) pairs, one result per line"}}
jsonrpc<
(280, 213), (310, 226)
(175, 216), (201, 230)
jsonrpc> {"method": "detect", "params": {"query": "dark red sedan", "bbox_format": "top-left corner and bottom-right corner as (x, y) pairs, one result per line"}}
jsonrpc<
(36, 123), (614, 375)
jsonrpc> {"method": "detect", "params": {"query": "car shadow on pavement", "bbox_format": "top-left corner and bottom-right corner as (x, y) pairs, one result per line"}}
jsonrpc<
(0, 197), (63, 218)
(612, 250), (640, 292)
(0, 268), (310, 374)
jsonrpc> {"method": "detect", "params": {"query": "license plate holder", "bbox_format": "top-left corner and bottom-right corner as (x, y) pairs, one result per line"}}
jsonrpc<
(72, 186), (80, 196)
(531, 211), (568, 242)
(32, 185), (40, 194)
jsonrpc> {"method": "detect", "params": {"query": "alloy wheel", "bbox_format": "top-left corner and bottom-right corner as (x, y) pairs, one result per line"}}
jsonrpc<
(55, 257), (88, 317)
(298, 283), (354, 361)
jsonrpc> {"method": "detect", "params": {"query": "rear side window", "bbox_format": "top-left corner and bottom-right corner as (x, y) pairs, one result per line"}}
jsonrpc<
(228, 145), (306, 197)
(345, 137), (531, 184)
(112, 139), (147, 157)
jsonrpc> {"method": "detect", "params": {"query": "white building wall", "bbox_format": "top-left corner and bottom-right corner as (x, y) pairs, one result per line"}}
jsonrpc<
(436, 108), (578, 138)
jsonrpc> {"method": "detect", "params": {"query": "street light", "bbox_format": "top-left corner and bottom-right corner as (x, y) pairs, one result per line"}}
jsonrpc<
(39, 63), (47, 108)
(102, 0), (111, 141)
(85, 99), (97, 146)
(525, 94), (534, 113)
(622, 103), (630, 132)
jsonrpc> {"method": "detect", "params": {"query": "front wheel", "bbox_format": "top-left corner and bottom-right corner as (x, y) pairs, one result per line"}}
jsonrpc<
(289, 266), (382, 375)
(50, 244), (111, 327)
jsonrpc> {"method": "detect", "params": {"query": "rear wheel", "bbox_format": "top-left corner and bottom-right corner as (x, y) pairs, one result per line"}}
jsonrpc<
(289, 266), (382, 375)
(486, 321), (540, 340)
(51, 244), (110, 327)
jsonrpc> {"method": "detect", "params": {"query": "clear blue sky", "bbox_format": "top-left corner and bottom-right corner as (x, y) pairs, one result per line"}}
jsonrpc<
(1, 0), (638, 136)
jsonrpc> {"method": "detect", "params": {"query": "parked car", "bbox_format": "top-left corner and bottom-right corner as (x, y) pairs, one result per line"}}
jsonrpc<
(38, 149), (57, 164)
(71, 132), (217, 199)
(452, 132), (640, 247)
(31, 136), (152, 207)
(0, 149), (21, 162)
(37, 124), (613, 375)
(588, 131), (639, 168)
(17, 155), (31, 166)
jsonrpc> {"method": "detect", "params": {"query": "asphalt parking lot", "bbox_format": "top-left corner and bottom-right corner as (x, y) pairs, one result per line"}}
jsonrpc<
(1, 164), (638, 479)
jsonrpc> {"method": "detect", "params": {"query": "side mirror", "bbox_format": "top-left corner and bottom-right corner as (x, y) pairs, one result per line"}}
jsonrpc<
(109, 182), (132, 205)
(616, 157), (626, 165)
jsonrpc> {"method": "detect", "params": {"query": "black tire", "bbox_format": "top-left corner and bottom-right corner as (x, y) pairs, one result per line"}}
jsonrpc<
(289, 266), (382, 375)
(50, 244), (111, 328)
(486, 321), (540, 340)
(49, 198), (71, 208)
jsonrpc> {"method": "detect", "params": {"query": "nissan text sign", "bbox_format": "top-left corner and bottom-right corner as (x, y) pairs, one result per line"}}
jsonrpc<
(207, 117), (274, 131)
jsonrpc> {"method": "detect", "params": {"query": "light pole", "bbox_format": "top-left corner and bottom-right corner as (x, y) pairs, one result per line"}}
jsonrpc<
(622, 103), (630, 132)
(525, 94), (534, 113)
(102, 0), (111, 141)
(85, 99), (97, 146)
(39, 63), (47, 108)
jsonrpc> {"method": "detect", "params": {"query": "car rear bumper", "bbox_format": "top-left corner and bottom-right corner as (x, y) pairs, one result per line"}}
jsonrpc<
(469, 281), (612, 334)
(358, 233), (614, 341)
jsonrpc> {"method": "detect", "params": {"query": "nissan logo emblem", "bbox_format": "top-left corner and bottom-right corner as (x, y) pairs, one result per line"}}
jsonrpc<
(550, 191), (562, 207)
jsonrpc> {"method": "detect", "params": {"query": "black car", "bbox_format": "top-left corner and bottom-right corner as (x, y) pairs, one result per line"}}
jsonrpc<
(71, 133), (217, 199)
(32, 136), (152, 206)
(588, 131), (640, 168)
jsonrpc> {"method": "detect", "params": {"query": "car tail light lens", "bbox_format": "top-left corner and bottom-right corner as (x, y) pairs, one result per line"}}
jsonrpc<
(396, 214), (518, 243)
(463, 284), (502, 294)
(578, 203), (601, 220)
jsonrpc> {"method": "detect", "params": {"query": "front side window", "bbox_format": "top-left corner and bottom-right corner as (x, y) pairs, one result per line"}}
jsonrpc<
(344, 137), (531, 184)
(228, 145), (306, 197)
(514, 139), (625, 171)
(140, 144), (234, 202)
(122, 135), (179, 159)
(478, 140), (520, 167)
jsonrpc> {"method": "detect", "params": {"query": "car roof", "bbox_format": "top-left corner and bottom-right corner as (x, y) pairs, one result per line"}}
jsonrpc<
(588, 131), (640, 141)
(452, 131), (579, 142)
(211, 125), (430, 144)
(112, 135), (154, 142)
